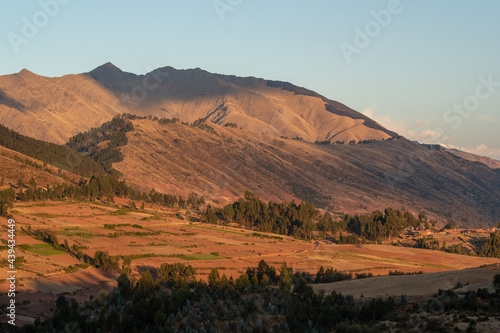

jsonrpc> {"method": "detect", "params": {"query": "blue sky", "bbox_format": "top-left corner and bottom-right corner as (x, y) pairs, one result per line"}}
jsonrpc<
(1, 0), (499, 159)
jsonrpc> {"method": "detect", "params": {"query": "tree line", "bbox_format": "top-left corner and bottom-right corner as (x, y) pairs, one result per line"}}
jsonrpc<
(201, 191), (423, 242)
(22, 260), (396, 333)
(0, 174), (205, 219)
(67, 115), (134, 176)
(0, 123), (104, 177)
(413, 230), (500, 258)
(22, 258), (500, 333)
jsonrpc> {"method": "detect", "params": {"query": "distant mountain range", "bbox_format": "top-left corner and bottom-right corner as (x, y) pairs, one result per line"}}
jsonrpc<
(0, 63), (396, 145)
(445, 148), (500, 170)
(0, 64), (499, 227)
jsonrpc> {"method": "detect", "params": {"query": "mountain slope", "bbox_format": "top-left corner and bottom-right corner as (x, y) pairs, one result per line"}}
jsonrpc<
(0, 145), (81, 191)
(445, 148), (500, 170)
(113, 118), (500, 227)
(0, 64), (396, 145)
(0, 123), (104, 176)
(0, 68), (121, 144)
(89, 63), (397, 144)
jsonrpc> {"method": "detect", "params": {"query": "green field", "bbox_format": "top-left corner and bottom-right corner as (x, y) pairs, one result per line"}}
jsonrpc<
(177, 253), (225, 260)
(23, 243), (65, 256)
(189, 224), (247, 236)
(58, 228), (97, 238)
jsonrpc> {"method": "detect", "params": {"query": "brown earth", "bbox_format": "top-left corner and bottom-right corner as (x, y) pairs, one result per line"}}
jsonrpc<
(0, 145), (78, 190)
(114, 119), (500, 227)
(312, 265), (500, 298)
(446, 148), (500, 170)
(0, 63), (395, 145)
(1, 200), (500, 325)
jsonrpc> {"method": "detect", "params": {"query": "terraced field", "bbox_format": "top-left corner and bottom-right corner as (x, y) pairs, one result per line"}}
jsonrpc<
(1, 199), (500, 326)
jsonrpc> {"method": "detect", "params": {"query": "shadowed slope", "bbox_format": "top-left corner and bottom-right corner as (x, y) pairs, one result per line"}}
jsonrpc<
(114, 119), (500, 227)
(445, 148), (500, 170)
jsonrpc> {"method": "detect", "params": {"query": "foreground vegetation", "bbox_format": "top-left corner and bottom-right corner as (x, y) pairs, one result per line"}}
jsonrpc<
(20, 261), (500, 333)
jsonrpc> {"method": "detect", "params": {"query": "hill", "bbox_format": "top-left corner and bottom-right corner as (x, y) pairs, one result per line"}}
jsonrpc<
(0, 68), (120, 144)
(89, 63), (397, 144)
(0, 145), (80, 190)
(445, 148), (500, 170)
(1, 64), (499, 227)
(109, 118), (500, 227)
(0, 123), (104, 177)
(0, 63), (396, 144)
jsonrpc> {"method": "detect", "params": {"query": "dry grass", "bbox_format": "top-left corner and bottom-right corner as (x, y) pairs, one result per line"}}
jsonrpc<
(312, 266), (500, 298)
(1, 199), (500, 325)
(115, 119), (500, 227)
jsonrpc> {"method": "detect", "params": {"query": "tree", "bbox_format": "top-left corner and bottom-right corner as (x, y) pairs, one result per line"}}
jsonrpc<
(260, 274), (269, 287)
(128, 200), (137, 210)
(56, 295), (68, 310)
(136, 270), (154, 296)
(157, 262), (196, 285)
(117, 273), (132, 299)
(279, 262), (293, 291)
(480, 232), (500, 258)
(94, 250), (119, 272)
(202, 205), (219, 224)
(29, 176), (37, 189)
(208, 267), (220, 286)
(235, 273), (251, 289)
(418, 212), (426, 223)
(0, 196), (13, 217)
(493, 274), (500, 293)
(244, 191), (255, 201)
(122, 256), (132, 275)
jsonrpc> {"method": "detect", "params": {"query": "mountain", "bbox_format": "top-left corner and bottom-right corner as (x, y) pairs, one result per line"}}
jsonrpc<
(0, 63), (396, 144)
(108, 117), (500, 227)
(89, 63), (398, 143)
(0, 68), (121, 144)
(445, 148), (500, 170)
(1, 64), (499, 227)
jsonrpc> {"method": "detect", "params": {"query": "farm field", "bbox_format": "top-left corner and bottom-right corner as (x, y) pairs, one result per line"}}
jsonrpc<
(1, 199), (500, 326)
(312, 265), (500, 298)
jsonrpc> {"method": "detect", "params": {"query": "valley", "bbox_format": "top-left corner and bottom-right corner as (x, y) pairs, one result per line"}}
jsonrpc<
(0, 64), (499, 332)
(1, 198), (499, 327)
(113, 117), (500, 227)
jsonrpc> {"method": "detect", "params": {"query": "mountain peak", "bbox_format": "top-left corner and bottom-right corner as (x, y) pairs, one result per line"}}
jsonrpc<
(18, 68), (36, 77)
(89, 62), (123, 75)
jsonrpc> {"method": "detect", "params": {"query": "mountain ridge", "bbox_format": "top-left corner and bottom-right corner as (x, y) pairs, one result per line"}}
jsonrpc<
(0, 63), (397, 145)
(1, 64), (499, 227)
(101, 116), (500, 227)
(445, 147), (500, 170)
